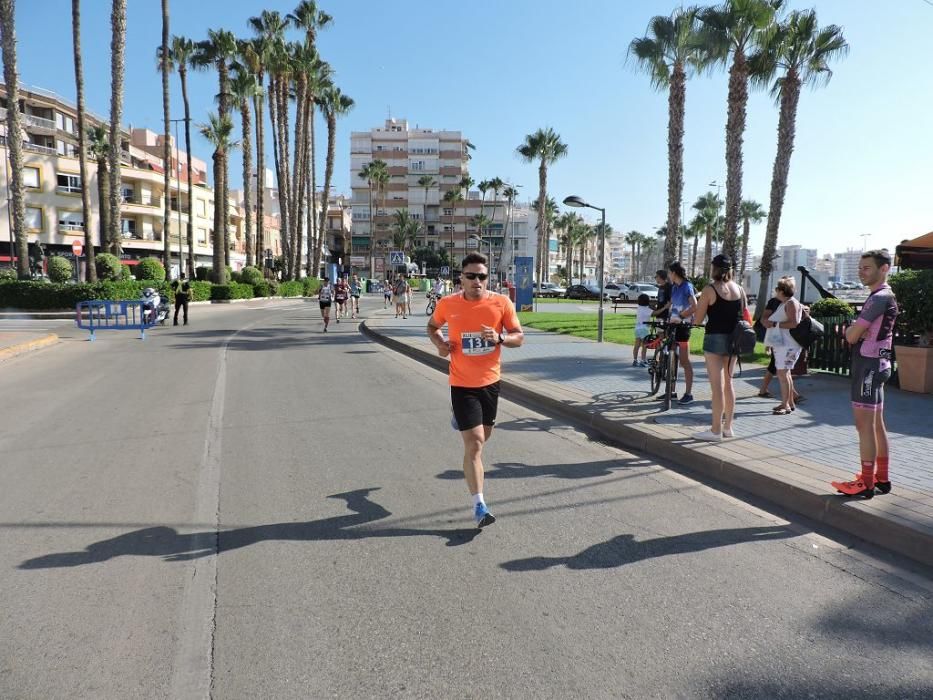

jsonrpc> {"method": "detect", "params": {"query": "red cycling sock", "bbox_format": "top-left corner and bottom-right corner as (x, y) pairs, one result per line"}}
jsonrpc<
(875, 456), (889, 482)
(859, 460), (875, 488)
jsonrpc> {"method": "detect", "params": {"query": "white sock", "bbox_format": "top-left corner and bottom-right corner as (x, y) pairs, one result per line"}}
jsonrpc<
(472, 493), (485, 507)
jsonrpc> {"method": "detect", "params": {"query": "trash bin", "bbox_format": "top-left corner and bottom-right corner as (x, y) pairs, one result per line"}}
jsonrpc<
(366, 279), (373, 293)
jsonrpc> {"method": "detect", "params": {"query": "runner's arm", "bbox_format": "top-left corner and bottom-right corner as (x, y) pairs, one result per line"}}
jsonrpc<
(426, 316), (451, 357)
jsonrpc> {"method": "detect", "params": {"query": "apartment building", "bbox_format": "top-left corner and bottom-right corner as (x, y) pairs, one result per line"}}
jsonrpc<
(0, 84), (245, 276)
(350, 118), (512, 276)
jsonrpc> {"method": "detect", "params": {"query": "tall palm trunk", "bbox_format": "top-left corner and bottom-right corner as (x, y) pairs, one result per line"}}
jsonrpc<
(240, 96), (253, 267)
(536, 162), (547, 284)
(253, 86), (264, 266)
(703, 224), (713, 278)
(211, 150), (224, 282)
(160, 0), (171, 274)
(723, 49), (748, 263)
(665, 60), (685, 265)
(274, 76), (292, 278)
(755, 69), (802, 320)
(316, 110), (336, 277)
(217, 61), (230, 269)
(180, 66), (194, 277)
(290, 76), (307, 278)
(71, 0), (95, 280)
(97, 156), (110, 250)
(691, 235), (699, 277)
(107, 0), (126, 255)
(308, 95), (327, 275)
(740, 219), (750, 282)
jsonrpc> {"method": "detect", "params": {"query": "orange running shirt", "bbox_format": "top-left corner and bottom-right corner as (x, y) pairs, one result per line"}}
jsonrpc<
(431, 291), (521, 387)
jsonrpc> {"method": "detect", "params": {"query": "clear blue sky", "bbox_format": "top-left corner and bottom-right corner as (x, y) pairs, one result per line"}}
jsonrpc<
(12, 0), (933, 259)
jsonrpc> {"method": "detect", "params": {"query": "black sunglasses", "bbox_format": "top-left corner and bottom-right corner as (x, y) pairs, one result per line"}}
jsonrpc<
(463, 272), (488, 281)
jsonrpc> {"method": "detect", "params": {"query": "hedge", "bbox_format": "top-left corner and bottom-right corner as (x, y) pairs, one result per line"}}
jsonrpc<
(279, 280), (304, 297)
(210, 282), (254, 301)
(48, 256), (73, 283)
(0, 280), (171, 310)
(95, 253), (123, 281)
(0, 268), (17, 283)
(240, 266), (263, 287)
(302, 277), (321, 296)
(135, 258), (166, 281)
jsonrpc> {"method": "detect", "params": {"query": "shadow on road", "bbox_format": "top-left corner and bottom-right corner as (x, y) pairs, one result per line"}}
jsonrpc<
(500, 526), (794, 571)
(436, 456), (653, 482)
(18, 488), (480, 569)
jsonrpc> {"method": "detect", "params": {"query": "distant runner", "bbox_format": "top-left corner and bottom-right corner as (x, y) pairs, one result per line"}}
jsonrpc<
(318, 278), (333, 332)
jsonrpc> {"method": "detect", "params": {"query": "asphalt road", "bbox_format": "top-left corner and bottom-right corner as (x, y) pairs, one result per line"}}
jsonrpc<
(1, 296), (931, 699)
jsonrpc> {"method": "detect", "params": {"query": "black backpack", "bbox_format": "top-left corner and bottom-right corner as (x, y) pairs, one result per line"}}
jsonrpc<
(729, 293), (757, 356)
(790, 315), (824, 348)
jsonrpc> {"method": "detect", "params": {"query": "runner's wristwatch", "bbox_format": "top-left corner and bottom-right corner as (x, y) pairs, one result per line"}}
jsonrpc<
(497, 332), (505, 345)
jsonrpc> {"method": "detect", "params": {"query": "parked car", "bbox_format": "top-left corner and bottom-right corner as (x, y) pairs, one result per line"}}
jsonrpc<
(604, 283), (627, 300)
(564, 284), (608, 301)
(620, 283), (659, 302)
(534, 282), (566, 298)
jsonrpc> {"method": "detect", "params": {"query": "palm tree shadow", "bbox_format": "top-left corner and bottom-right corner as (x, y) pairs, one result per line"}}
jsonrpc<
(500, 526), (794, 572)
(18, 488), (479, 570)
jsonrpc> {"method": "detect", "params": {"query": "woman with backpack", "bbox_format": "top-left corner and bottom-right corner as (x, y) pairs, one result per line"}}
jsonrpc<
(761, 276), (803, 415)
(691, 254), (746, 441)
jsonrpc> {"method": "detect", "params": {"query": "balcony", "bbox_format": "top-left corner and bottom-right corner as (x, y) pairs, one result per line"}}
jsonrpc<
(121, 195), (163, 208)
(24, 113), (56, 132)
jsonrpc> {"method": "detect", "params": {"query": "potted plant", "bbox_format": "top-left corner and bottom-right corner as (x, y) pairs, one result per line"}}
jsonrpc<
(889, 269), (933, 393)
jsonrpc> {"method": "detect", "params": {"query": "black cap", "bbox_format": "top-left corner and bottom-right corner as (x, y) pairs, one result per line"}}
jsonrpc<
(711, 254), (733, 269)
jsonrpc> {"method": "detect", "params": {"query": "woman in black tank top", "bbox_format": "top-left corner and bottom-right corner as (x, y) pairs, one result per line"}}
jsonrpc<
(690, 255), (746, 442)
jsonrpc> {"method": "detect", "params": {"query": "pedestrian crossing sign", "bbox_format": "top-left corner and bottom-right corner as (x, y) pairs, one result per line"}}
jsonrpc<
(389, 251), (405, 264)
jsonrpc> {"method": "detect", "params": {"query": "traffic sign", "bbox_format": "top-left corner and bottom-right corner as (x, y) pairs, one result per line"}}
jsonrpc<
(440, 266), (450, 276)
(72, 240), (83, 256)
(389, 251), (405, 265)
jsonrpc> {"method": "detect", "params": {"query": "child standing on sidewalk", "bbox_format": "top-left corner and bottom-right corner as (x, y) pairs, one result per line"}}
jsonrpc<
(633, 294), (652, 367)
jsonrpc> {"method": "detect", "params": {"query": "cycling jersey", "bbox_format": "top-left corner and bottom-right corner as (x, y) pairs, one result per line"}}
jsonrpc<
(852, 284), (898, 371)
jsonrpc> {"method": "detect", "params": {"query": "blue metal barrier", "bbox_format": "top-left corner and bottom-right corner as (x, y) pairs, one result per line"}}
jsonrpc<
(75, 300), (155, 340)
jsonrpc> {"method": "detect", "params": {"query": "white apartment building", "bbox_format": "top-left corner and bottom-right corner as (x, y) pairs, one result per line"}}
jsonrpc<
(0, 84), (247, 276)
(350, 118), (512, 277)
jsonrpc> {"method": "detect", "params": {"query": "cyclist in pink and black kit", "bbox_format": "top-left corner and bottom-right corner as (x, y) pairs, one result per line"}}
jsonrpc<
(832, 250), (898, 498)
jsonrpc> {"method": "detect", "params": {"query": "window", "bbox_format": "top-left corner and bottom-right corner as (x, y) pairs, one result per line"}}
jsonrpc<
(121, 219), (137, 238)
(443, 225), (454, 233)
(23, 166), (39, 189)
(57, 173), (82, 193)
(58, 211), (84, 231)
(25, 206), (43, 231)
(443, 208), (453, 216)
(121, 185), (135, 202)
(198, 228), (208, 244)
(410, 160), (424, 171)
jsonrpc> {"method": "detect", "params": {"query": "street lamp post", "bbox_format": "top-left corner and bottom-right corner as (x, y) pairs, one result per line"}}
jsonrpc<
(563, 195), (607, 342)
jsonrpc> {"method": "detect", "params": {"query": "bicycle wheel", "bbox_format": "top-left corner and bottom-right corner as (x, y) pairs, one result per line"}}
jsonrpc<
(648, 347), (663, 395)
(426, 300), (436, 316)
(663, 344), (679, 410)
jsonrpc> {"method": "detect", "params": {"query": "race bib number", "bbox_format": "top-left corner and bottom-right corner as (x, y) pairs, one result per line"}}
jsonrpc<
(460, 331), (495, 355)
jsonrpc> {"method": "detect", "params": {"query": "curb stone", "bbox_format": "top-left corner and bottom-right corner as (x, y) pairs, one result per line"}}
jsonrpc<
(0, 333), (60, 362)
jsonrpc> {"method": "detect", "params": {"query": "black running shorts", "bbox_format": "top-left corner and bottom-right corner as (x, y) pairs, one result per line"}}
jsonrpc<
(451, 382), (501, 431)
(319, 301), (331, 309)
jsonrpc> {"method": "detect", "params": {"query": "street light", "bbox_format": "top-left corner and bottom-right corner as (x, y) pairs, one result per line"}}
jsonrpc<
(563, 195), (607, 342)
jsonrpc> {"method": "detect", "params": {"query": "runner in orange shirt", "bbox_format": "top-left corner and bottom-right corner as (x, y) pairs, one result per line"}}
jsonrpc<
(427, 253), (524, 528)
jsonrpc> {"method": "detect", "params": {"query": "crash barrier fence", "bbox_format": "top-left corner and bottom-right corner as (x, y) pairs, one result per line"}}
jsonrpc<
(75, 300), (156, 340)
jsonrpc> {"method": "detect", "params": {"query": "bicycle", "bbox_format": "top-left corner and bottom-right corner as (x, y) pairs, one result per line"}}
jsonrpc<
(645, 320), (691, 411)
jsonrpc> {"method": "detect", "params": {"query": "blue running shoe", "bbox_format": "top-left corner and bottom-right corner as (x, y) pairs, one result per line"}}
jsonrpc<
(474, 502), (496, 528)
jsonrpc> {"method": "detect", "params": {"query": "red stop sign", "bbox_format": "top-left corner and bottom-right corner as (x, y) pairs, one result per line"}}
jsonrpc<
(72, 240), (83, 256)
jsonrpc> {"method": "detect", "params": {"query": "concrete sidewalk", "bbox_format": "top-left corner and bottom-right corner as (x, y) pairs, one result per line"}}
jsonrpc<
(0, 331), (59, 362)
(362, 309), (933, 568)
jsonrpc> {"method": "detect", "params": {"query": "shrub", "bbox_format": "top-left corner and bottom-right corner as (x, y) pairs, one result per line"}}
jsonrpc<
(0, 267), (17, 283)
(689, 275), (710, 291)
(135, 257), (166, 281)
(279, 280), (304, 297)
(252, 280), (271, 298)
(240, 266), (263, 287)
(210, 282), (253, 301)
(302, 277), (321, 296)
(266, 277), (280, 296)
(95, 253), (123, 281)
(230, 270), (242, 283)
(121, 264), (132, 280)
(195, 266), (212, 282)
(47, 256), (73, 283)
(189, 281), (212, 302)
(809, 297), (855, 319)
(889, 269), (933, 346)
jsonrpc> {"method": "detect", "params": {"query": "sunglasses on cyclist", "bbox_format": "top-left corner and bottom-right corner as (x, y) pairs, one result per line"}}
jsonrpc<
(463, 272), (488, 281)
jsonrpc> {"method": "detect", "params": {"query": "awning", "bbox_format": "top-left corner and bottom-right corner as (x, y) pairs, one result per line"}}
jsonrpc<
(895, 231), (933, 269)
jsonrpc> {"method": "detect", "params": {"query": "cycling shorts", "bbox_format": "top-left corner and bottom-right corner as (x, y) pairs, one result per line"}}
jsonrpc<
(851, 353), (890, 411)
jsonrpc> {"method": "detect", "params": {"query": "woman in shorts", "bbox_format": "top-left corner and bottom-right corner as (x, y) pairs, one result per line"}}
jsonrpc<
(318, 279), (333, 332)
(761, 276), (803, 415)
(333, 277), (348, 322)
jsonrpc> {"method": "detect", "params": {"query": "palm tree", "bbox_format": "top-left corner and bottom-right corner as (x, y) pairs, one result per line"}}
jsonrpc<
(692, 190), (722, 276)
(531, 195), (560, 283)
(229, 67), (260, 268)
(591, 221), (613, 284)
(107, 0), (127, 255)
(683, 217), (702, 276)
(88, 126), (111, 252)
(497, 184), (519, 277)
(193, 28), (238, 268)
(624, 231), (641, 283)
(199, 113), (238, 283)
(750, 9), (847, 316)
(239, 36), (268, 266)
(629, 7), (708, 265)
(556, 212), (578, 283)
(0, 0), (26, 277)
(316, 85), (354, 276)
(487, 176), (504, 233)
(517, 128), (568, 287)
(159, 0), (171, 274)
(392, 209), (420, 253)
(477, 179), (490, 220)
(71, 0), (96, 280)
(166, 35), (196, 277)
(699, 0), (779, 262)
(738, 199), (766, 282)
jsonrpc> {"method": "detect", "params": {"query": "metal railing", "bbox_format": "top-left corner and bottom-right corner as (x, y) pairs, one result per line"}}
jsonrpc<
(24, 113), (56, 130)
